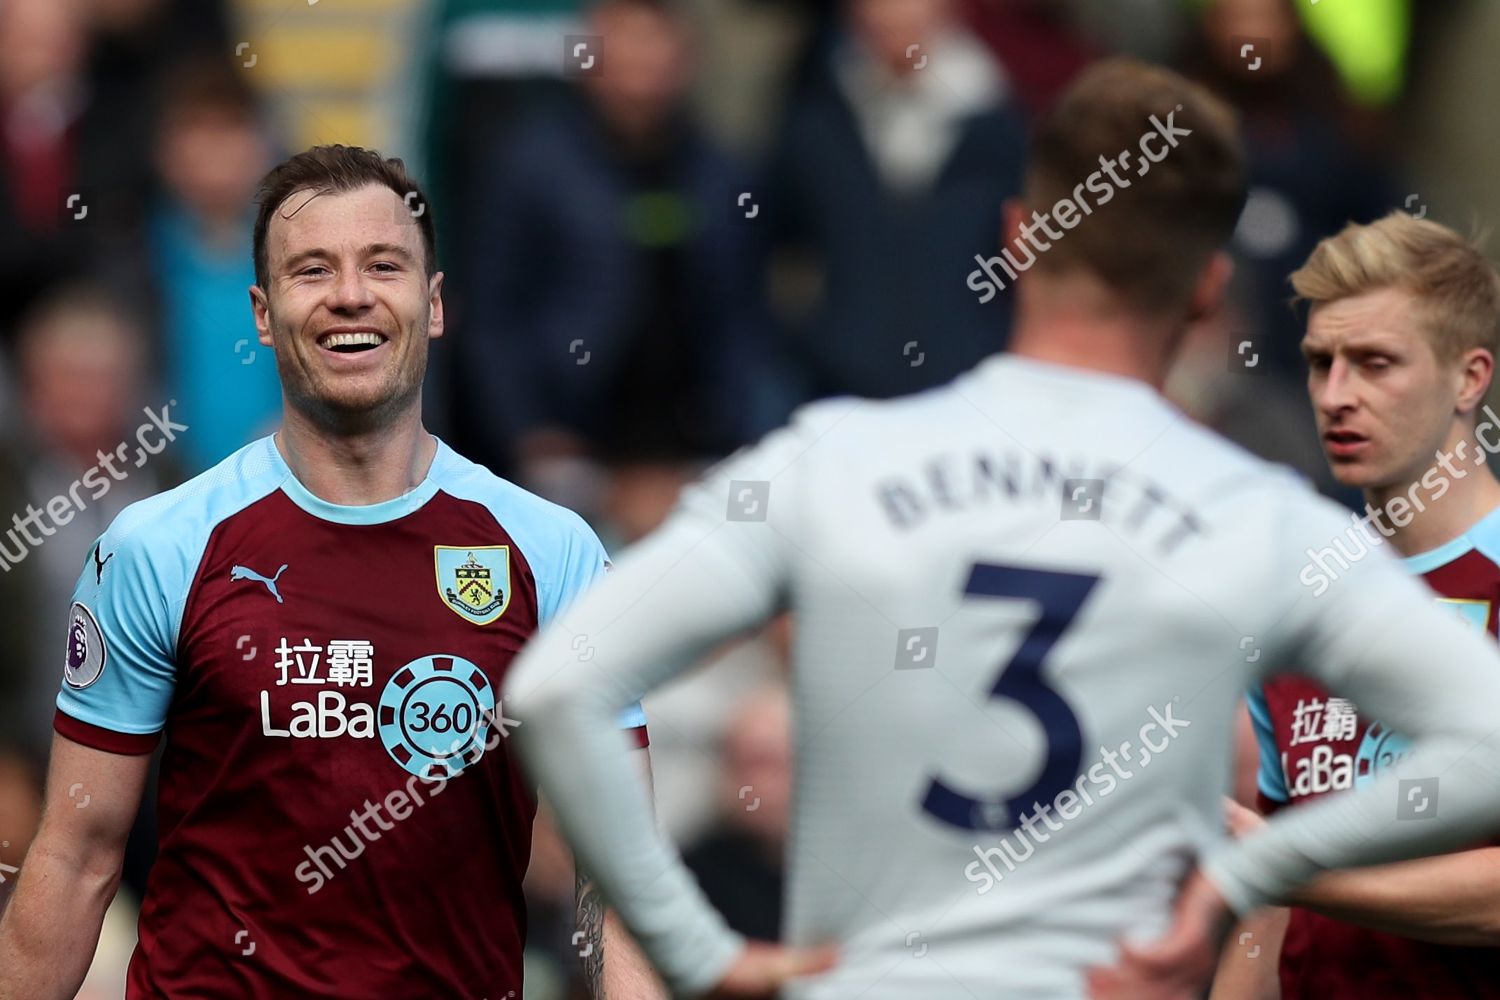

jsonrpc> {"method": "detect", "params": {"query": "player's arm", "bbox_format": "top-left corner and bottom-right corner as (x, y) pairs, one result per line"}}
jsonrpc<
(1220, 791), (1500, 946)
(1208, 799), (1288, 1000)
(1209, 697), (1288, 999)
(1208, 905), (1286, 1000)
(505, 414), (841, 998)
(0, 734), (148, 1000)
(575, 747), (667, 999)
(1093, 541), (1500, 1000)
(1286, 847), (1500, 945)
(1, 522), (178, 1000)
(1204, 511), (1500, 917)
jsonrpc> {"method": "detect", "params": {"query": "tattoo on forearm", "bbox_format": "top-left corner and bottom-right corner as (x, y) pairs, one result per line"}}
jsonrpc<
(575, 869), (606, 998)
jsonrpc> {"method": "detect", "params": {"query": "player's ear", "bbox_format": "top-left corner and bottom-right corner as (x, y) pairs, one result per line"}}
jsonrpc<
(249, 284), (274, 348)
(427, 271), (445, 340)
(1000, 198), (1026, 251)
(1456, 347), (1494, 416)
(1186, 251), (1234, 326)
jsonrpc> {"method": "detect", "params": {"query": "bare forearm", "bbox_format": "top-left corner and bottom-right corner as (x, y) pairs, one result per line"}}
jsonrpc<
(602, 909), (668, 999)
(0, 842), (120, 1000)
(576, 870), (607, 997)
(575, 872), (667, 1000)
(1290, 850), (1500, 945)
(1209, 907), (1286, 1000)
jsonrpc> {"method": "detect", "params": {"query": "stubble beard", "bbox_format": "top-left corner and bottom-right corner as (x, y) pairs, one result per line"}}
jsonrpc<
(274, 317), (428, 436)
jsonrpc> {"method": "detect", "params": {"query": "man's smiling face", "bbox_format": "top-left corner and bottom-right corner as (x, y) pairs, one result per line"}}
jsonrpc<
(251, 182), (443, 429)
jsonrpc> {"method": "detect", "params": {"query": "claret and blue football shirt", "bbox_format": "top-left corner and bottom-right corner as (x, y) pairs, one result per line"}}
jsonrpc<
(1250, 506), (1500, 1000)
(55, 434), (646, 998)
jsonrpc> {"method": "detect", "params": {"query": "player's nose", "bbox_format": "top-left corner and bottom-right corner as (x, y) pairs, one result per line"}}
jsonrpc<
(325, 266), (377, 313)
(1314, 357), (1358, 415)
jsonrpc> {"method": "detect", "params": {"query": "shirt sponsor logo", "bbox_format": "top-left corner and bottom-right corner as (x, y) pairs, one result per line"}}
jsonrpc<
(260, 637), (377, 739)
(1283, 744), (1355, 797)
(377, 654), (497, 779)
(1279, 592), (1484, 798)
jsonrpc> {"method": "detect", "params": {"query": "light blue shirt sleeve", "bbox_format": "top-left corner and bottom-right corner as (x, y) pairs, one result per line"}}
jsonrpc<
(1245, 684), (1288, 805)
(56, 530), (179, 738)
(54, 436), (287, 745)
(550, 523), (648, 733)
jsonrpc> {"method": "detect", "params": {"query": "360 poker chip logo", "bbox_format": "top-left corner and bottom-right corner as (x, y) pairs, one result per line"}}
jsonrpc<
(63, 602), (107, 689)
(1354, 721), (1412, 789)
(378, 654), (496, 779)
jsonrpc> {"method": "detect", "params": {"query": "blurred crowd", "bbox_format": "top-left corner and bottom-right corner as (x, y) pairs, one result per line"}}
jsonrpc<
(0, 0), (1496, 995)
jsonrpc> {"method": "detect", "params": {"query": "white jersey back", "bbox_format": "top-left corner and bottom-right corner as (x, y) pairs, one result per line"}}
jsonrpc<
(727, 355), (1345, 998)
(508, 350), (1500, 999)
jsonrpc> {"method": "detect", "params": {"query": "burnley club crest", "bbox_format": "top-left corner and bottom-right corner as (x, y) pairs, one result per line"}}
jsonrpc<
(434, 546), (510, 625)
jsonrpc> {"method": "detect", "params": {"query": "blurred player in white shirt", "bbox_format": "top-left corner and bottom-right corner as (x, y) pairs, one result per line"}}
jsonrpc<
(503, 60), (1500, 1000)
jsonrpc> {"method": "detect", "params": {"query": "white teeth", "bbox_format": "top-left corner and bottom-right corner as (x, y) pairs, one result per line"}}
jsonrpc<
(321, 332), (385, 348)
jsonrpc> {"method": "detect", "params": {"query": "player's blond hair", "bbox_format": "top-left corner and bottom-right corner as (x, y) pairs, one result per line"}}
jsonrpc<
(1291, 212), (1500, 362)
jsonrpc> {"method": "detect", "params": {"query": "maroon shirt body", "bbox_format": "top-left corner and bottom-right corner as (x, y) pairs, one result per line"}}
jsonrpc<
(54, 438), (646, 997)
(1253, 522), (1500, 999)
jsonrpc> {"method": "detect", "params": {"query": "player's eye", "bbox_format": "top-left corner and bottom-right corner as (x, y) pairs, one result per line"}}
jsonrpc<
(1363, 355), (1393, 372)
(298, 265), (330, 277)
(369, 261), (399, 273)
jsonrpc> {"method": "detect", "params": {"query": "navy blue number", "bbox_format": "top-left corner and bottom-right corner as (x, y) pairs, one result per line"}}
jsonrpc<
(921, 563), (1100, 832)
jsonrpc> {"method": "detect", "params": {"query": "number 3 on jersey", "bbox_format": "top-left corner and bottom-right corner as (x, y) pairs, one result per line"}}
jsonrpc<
(921, 563), (1100, 832)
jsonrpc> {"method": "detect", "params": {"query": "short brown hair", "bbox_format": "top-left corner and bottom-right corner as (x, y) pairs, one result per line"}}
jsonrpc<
(252, 145), (437, 289)
(1291, 212), (1500, 362)
(1026, 59), (1246, 314)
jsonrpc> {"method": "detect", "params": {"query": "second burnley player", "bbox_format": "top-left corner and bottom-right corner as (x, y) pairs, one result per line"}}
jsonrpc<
(0, 146), (663, 999)
(1214, 212), (1500, 1000)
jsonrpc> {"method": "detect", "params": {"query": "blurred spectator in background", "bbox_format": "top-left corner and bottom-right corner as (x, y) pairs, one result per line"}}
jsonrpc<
(455, 0), (764, 522)
(0, 288), (181, 757)
(766, 0), (1026, 406)
(520, 633), (789, 999)
(683, 684), (792, 940)
(0, 0), (225, 347)
(420, 0), (582, 228)
(107, 58), (281, 475)
(0, 750), (42, 917)
(1182, 0), (1403, 379)
(0, 0), (103, 342)
(648, 616), (788, 846)
(0, 289), (178, 904)
(960, 0), (1097, 116)
(1158, 0), (1405, 504)
(1164, 295), (1353, 504)
(86, 0), (233, 109)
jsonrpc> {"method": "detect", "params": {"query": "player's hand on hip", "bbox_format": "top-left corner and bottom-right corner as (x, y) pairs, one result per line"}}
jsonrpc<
(1223, 796), (1266, 839)
(1085, 868), (1231, 1000)
(701, 941), (838, 999)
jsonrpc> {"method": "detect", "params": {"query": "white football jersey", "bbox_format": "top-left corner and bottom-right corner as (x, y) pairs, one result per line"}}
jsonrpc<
(715, 355), (1301, 998)
(507, 354), (1500, 999)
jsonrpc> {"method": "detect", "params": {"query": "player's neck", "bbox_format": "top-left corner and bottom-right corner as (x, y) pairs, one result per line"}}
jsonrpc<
(1008, 279), (1180, 389)
(1364, 463), (1500, 558)
(275, 408), (438, 508)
